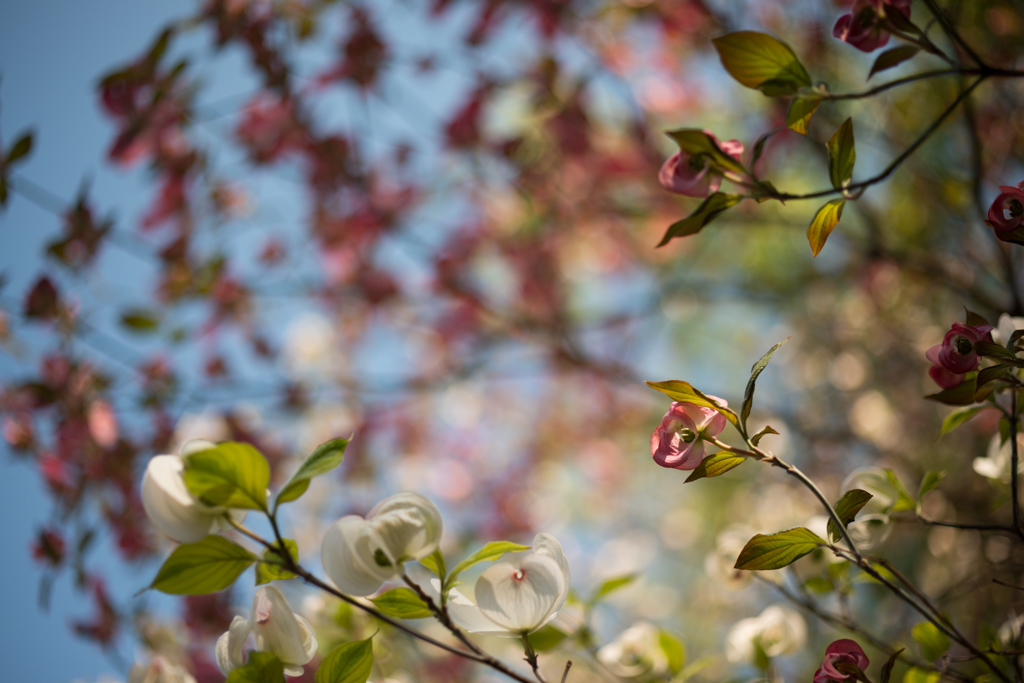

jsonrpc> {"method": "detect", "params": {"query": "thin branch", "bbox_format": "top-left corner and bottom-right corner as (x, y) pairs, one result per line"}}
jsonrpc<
(920, 0), (988, 67)
(522, 634), (548, 683)
(994, 579), (1024, 592)
(822, 69), (961, 101)
(560, 661), (572, 683)
(772, 78), (986, 202)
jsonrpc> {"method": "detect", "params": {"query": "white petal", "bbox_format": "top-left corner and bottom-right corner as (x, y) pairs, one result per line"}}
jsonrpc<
(181, 438), (218, 456)
(724, 617), (760, 664)
(142, 455), (222, 544)
(283, 664), (306, 677)
(447, 587), (515, 637)
(251, 586), (313, 667)
(216, 615), (252, 675)
(475, 554), (565, 633)
(322, 515), (395, 596)
(369, 492), (443, 561)
(531, 534), (570, 609)
(295, 614), (319, 663)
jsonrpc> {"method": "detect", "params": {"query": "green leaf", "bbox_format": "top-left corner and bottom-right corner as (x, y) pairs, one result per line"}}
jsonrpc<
(665, 129), (748, 176)
(226, 652), (286, 683)
(370, 588), (433, 619)
(869, 45), (921, 78)
(978, 365), (1013, 388)
(750, 425), (779, 447)
(752, 179), (780, 203)
(917, 471), (945, 510)
(448, 541), (532, 587)
(807, 199), (846, 257)
(741, 339), (788, 428)
(276, 437), (350, 507)
(964, 308), (989, 327)
(803, 577), (835, 594)
(884, 470), (917, 513)
(315, 638), (374, 683)
(149, 535), (257, 595)
(828, 489), (873, 542)
(903, 668), (940, 683)
(590, 574), (637, 603)
(420, 548), (446, 579)
(255, 539), (298, 585)
(940, 405), (991, 436)
(183, 441), (270, 511)
(646, 380), (740, 427)
(925, 375), (995, 406)
(880, 649), (904, 683)
(749, 128), (781, 172)
(657, 193), (742, 247)
(659, 630), (686, 675)
(528, 625), (567, 652)
(120, 309), (162, 333)
(827, 119), (856, 190)
(712, 31), (812, 96)
(911, 622), (950, 661)
(786, 96), (820, 136)
(684, 452), (745, 482)
(734, 527), (825, 571)
(6, 131), (34, 165)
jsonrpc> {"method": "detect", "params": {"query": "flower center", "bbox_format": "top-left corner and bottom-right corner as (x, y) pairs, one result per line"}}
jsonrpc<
(954, 335), (973, 355)
(1004, 198), (1023, 221)
(513, 569), (525, 581)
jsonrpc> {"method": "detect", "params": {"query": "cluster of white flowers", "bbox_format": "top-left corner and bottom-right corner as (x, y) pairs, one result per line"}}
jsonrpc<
(724, 605), (806, 664)
(141, 443), (572, 677)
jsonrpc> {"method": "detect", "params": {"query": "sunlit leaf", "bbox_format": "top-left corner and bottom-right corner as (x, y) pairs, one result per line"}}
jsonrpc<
(828, 489), (873, 542)
(734, 527), (824, 570)
(315, 638), (373, 683)
(528, 625), (567, 652)
(940, 405), (991, 435)
(807, 199), (846, 257)
(786, 96), (820, 135)
(276, 437), (350, 507)
(827, 119), (856, 190)
(741, 339), (788, 428)
(184, 441), (270, 511)
(226, 652), (286, 683)
(911, 622), (950, 661)
(646, 380), (740, 427)
(590, 573), (637, 603)
(750, 425), (779, 447)
(150, 535), (257, 595)
(255, 539), (298, 585)
(370, 588), (432, 619)
(659, 630), (686, 675)
(712, 32), (812, 96)
(447, 541), (531, 587)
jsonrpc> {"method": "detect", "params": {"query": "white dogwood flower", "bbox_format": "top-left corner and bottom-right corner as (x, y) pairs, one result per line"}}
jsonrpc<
(597, 621), (669, 678)
(141, 439), (245, 544)
(321, 492), (443, 596)
(128, 656), (197, 683)
(216, 586), (318, 678)
(725, 605), (806, 664)
(974, 433), (1024, 481)
(409, 533), (570, 636)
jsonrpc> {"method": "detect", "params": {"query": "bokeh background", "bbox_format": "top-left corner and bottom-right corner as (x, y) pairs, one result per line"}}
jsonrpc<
(2, 0), (1023, 682)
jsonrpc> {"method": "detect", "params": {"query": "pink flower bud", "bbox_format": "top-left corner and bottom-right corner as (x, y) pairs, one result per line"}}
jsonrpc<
(987, 182), (1024, 233)
(833, 0), (910, 53)
(814, 639), (869, 683)
(658, 133), (744, 198)
(937, 322), (993, 374)
(926, 345), (965, 389)
(650, 398), (728, 470)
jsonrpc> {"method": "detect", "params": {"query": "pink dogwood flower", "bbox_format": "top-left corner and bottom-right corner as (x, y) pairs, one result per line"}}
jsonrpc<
(925, 345), (964, 389)
(987, 181), (1024, 233)
(939, 322), (993, 374)
(833, 0), (911, 52)
(814, 639), (869, 683)
(658, 133), (744, 198)
(651, 398), (728, 470)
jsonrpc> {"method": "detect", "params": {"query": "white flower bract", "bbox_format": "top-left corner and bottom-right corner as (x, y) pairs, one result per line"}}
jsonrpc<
(724, 605), (806, 664)
(215, 585), (318, 678)
(321, 492), (443, 596)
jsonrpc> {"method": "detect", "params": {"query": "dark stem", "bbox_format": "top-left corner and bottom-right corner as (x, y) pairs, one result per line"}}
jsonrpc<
(560, 661), (572, 683)
(822, 69), (960, 101)
(1013, 392), (1022, 537)
(522, 633), (547, 683)
(994, 578), (1024, 592)
(920, 0), (988, 67)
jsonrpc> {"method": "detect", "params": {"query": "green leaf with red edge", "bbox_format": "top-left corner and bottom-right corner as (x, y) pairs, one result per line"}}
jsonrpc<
(684, 452), (746, 483)
(646, 380), (739, 427)
(964, 308), (989, 327)
(658, 193), (743, 247)
(807, 199), (846, 257)
(827, 119), (856, 190)
(711, 32), (811, 96)
(880, 649), (903, 683)
(869, 45), (921, 78)
(665, 129), (748, 176)
(734, 527), (825, 570)
(749, 128), (781, 172)
(977, 365), (1012, 388)
(786, 96), (820, 135)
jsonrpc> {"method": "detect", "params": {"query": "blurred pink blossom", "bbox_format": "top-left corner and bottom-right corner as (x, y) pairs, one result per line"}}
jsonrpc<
(833, 0), (910, 52)
(658, 133), (743, 198)
(650, 398), (728, 470)
(814, 639), (869, 683)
